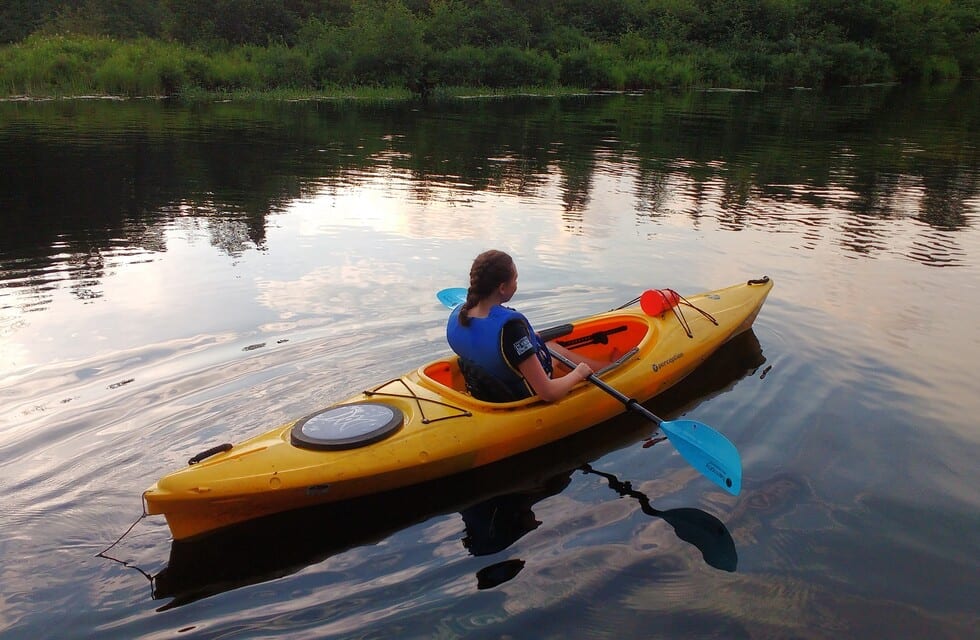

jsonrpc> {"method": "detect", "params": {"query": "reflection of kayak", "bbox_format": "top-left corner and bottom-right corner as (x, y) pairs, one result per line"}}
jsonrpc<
(144, 277), (773, 540)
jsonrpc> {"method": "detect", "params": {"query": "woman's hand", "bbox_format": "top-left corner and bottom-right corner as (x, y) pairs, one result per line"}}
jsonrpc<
(520, 354), (590, 402)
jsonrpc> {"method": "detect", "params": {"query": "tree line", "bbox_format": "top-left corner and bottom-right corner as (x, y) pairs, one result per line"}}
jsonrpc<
(1, 0), (977, 97)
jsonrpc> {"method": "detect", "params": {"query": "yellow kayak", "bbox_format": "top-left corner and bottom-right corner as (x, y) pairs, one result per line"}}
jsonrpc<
(144, 277), (773, 540)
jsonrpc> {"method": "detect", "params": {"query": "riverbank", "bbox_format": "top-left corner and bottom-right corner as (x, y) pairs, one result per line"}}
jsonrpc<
(0, 32), (924, 101)
(4, 1), (975, 100)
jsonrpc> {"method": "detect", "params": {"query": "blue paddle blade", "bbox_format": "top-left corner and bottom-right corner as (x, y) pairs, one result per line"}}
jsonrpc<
(659, 419), (742, 496)
(436, 287), (467, 309)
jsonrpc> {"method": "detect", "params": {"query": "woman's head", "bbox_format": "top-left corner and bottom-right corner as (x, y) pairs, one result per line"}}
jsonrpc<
(459, 250), (516, 325)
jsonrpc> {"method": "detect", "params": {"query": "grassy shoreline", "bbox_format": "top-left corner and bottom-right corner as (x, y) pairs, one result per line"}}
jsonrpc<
(3, 0), (975, 101)
(1, 32), (936, 102)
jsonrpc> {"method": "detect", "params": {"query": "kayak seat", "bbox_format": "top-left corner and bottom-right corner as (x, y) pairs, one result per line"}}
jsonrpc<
(457, 357), (532, 403)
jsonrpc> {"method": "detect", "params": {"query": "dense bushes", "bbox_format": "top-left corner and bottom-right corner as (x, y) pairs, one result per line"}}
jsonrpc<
(1, 0), (977, 97)
(485, 47), (559, 88)
(558, 46), (625, 90)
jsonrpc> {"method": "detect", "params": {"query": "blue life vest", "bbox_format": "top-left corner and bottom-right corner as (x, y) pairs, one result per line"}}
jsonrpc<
(446, 305), (552, 400)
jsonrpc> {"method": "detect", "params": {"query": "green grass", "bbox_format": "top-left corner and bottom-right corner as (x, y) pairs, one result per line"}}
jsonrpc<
(0, 33), (914, 101)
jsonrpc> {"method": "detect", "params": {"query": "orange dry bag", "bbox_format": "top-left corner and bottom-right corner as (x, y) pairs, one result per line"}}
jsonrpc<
(640, 288), (681, 316)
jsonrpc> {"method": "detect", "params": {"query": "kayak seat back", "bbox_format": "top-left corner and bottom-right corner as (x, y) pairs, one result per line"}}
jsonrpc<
(457, 357), (533, 403)
(422, 359), (465, 391)
(420, 359), (537, 405)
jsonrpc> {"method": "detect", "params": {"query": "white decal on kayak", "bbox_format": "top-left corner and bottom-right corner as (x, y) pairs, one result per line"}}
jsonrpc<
(514, 336), (534, 356)
(652, 353), (683, 373)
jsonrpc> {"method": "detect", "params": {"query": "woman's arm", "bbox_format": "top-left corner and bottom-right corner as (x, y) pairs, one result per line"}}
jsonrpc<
(518, 352), (592, 402)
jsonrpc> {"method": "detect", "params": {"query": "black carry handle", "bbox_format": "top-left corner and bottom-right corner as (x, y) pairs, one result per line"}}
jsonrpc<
(188, 443), (233, 465)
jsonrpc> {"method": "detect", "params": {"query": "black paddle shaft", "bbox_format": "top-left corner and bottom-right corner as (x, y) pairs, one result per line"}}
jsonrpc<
(548, 349), (664, 427)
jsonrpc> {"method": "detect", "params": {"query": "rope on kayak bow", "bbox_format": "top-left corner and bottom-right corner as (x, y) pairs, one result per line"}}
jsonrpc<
(668, 276), (767, 335)
(612, 295), (642, 311)
(95, 498), (153, 583)
(363, 378), (471, 424)
(97, 509), (146, 559)
(668, 293), (719, 338)
(615, 289), (718, 338)
(641, 288), (719, 338)
(659, 275), (765, 338)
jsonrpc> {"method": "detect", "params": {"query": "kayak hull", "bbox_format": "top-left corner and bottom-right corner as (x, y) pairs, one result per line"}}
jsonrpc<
(144, 277), (772, 540)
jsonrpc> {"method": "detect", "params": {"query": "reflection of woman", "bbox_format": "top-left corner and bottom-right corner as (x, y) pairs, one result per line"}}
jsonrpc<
(461, 472), (572, 554)
(446, 250), (606, 402)
(461, 493), (541, 557)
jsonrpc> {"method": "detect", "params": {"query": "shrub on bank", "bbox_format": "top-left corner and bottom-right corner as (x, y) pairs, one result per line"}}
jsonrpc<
(426, 46), (486, 87)
(558, 45), (625, 90)
(818, 41), (893, 86)
(695, 50), (740, 87)
(624, 56), (698, 90)
(919, 55), (961, 83)
(483, 47), (559, 88)
(212, 52), (261, 91)
(248, 45), (313, 90)
(0, 34), (114, 94)
(93, 39), (189, 95)
(340, 0), (426, 86)
(298, 19), (346, 89)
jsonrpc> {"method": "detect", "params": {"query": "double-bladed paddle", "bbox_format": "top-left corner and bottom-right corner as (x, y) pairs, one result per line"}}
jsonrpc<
(436, 287), (742, 496)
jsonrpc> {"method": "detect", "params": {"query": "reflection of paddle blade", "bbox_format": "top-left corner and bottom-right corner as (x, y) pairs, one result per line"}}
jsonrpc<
(581, 464), (737, 572)
(476, 559), (525, 590)
(660, 419), (742, 496)
(658, 508), (738, 572)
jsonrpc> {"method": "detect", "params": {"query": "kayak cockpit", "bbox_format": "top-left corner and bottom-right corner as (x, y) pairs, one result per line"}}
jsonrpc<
(419, 313), (652, 399)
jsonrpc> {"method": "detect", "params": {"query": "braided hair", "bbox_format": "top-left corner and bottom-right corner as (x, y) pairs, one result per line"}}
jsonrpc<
(458, 250), (515, 327)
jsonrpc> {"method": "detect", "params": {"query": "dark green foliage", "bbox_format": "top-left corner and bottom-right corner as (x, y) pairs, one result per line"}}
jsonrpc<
(1, 0), (977, 96)
(427, 46), (487, 86)
(559, 46), (625, 89)
(297, 18), (345, 86)
(483, 47), (558, 88)
(167, 0), (302, 46)
(341, 0), (426, 86)
(250, 45), (313, 89)
(0, 1), (90, 42)
(462, 1), (532, 48)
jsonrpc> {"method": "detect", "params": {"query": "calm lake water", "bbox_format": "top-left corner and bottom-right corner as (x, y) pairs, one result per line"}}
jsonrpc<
(1, 84), (978, 639)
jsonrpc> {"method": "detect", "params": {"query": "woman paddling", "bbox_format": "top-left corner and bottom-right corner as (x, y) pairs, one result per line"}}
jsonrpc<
(446, 250), (607, 402)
